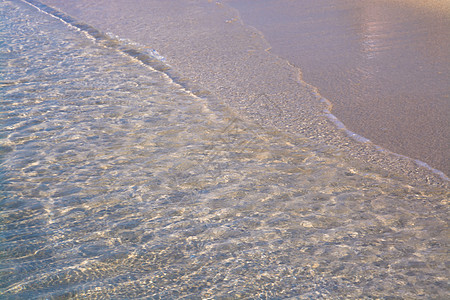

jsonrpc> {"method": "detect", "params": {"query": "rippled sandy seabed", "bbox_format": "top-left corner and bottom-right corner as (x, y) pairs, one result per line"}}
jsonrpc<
(0, 0), (449, 299)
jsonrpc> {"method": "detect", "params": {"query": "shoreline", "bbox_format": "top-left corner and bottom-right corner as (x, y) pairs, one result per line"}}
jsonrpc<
(3, 1), (450, 298)
(226, 0), (450, 176)
(38, 0), (449, 187)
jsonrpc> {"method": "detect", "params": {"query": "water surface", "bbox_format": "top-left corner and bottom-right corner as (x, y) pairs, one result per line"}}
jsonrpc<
(1, 0), (449, 298)
(39, 0), (448, 184)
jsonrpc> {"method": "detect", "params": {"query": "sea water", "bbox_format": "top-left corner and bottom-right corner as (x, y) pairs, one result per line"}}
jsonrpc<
(0, 0), (448, 298)
(38, 0), (448, 185)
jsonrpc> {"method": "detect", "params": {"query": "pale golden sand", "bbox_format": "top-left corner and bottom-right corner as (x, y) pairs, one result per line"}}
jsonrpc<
(227, 0), (450, 176)
(41, 0), (449, 184)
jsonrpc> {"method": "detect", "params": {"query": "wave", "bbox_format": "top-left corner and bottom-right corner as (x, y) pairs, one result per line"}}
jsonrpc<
(21, 0), (449, 186)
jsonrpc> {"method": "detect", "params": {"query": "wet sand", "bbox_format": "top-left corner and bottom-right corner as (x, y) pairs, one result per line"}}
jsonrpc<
(227, 0), (450, 176)
(39, 0), (448, 184)
(4, 1), (449, 298)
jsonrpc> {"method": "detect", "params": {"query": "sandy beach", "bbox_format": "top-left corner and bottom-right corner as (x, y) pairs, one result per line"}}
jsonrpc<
(228, 0), (450, 176)
(40, 0), (449, 183)
(2, 1), (449, 298)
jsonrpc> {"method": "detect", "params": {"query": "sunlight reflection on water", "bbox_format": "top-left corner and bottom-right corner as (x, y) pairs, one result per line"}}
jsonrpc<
(0, 0), (448, 298)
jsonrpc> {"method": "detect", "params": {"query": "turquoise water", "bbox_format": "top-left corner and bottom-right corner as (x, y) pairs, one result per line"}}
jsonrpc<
(1, 0), (448, 298)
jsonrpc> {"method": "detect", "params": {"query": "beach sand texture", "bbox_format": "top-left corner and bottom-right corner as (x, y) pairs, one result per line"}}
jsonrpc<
(40, 0), (449, 183)
(2, 1), (449, 298)
(228, 0), (450, 176)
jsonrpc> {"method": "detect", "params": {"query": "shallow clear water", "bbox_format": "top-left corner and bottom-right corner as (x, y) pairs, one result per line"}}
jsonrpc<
(0, 0), (448, 298)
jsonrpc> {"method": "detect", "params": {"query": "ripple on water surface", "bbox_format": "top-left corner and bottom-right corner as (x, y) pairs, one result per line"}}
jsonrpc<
(0, 0), (448, 298)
